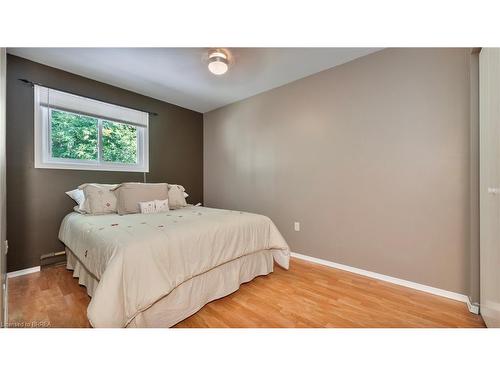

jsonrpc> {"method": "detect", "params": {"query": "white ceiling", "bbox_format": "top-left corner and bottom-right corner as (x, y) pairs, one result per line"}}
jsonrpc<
(7, 48), (380, 113)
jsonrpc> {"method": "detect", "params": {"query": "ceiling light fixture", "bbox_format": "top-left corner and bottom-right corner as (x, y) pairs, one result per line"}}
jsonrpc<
(208, 50), (229, 75)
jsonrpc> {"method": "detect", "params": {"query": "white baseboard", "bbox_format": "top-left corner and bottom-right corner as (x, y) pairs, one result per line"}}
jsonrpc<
(466, 299), (480, 315)
(291, 252), (476, 310)
(7, 266), (40, 279)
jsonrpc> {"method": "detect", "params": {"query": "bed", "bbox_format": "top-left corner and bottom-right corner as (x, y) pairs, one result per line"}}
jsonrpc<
(58, 205), (290, 328)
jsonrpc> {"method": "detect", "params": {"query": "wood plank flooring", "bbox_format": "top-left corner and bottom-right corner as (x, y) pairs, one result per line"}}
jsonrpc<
(7, 258), (485, 328)
(7, 264), (91, 328)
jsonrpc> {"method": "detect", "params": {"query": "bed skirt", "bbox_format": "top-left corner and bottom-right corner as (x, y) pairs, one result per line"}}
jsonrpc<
(65, 247), (274, 327)
(66, 249), (99, 298)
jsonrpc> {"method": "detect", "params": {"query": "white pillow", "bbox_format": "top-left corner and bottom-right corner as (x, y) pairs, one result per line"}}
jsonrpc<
(139, 199), (170, 214)
(139, 200), (156, 214)
(66, 188), (84, 205)
(154, 199), (170, 213)
(66, 189), (86, 213)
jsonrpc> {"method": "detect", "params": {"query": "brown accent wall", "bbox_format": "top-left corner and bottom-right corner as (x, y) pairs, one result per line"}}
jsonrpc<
(6, 55), (203, 272)
(204, 48), (472, 295)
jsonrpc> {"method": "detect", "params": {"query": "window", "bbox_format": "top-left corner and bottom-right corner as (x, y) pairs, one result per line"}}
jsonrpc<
(34, 85), (149, 172)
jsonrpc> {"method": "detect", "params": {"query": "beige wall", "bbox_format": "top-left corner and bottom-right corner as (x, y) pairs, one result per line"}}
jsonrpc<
(204, 48), (472, 294)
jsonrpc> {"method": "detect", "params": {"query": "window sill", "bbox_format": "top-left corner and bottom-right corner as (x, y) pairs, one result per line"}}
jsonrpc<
(34, 161), (149, 173)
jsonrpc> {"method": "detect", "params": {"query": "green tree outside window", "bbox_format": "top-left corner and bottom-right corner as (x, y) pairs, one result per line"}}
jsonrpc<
(102, 120), (138, 164)
(51, 110), (98, 160)
(50, 109), (138, 164)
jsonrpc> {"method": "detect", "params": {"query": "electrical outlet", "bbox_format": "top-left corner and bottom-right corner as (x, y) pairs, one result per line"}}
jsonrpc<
(294, 222), (300, 231)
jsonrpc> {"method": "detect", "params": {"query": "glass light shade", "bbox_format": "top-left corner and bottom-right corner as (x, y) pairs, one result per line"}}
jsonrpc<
(208, 60), (228, 75)
(208, 51), (229, 75)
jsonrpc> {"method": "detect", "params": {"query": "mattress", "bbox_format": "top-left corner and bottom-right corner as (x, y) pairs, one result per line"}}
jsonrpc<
(59, 206), (290, 327)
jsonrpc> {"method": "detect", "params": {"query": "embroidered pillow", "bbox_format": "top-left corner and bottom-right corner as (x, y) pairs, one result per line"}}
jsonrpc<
(79, 183), (118, 215)
(139, 200), (156, 214)
(167, 184), (188, 209)
(139, 199), (170, 214)
(154, 199), (170, 213)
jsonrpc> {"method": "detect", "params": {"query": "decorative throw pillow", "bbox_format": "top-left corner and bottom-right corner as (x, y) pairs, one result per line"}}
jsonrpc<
(154, 199), (170, 212)
(113, 183), (169, 215)
(79, 183), (118, 215)
(77, 183), (118, 213)
(139, 199), (170, 214)
(167, 184), (188, 209)
(139, 200), (156, 214)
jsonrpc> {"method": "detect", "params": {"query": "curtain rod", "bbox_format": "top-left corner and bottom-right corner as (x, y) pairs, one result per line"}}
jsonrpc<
(18, 78), (159, 116)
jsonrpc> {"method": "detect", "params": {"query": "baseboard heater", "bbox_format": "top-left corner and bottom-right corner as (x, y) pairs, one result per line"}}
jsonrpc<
(40, 250), (66, 266)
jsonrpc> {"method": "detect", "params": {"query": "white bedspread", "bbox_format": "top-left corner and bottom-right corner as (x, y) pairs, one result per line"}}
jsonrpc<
(58, 206), (290, 327)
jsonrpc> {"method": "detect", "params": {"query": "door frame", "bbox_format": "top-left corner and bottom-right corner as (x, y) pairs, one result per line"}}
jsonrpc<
(0, 48), (7, 327)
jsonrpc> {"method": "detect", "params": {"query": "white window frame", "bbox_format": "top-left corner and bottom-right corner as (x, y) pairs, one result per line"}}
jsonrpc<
(34, 85), (149, 173)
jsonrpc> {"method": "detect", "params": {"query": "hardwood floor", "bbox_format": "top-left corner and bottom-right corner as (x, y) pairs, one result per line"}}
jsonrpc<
(7, 258), (485, 328)
(7, 263), (91, 328)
